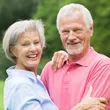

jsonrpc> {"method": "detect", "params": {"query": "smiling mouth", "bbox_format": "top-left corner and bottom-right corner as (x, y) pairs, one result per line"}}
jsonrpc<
(27, 54), (38, 58)
(67, 42), (80, 45)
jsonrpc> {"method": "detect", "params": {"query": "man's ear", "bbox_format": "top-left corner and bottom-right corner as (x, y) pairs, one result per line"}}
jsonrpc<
(89, 24), (94, 36)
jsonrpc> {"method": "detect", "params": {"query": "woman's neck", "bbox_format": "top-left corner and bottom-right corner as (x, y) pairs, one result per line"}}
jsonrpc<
(15, 65), (37, 76)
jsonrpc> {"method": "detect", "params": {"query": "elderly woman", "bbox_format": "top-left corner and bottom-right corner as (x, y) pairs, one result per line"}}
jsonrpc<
(3, 19), (107, 110)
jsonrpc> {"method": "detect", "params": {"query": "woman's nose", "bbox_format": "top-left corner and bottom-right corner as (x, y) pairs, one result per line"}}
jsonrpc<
(29, 44), (37, 51)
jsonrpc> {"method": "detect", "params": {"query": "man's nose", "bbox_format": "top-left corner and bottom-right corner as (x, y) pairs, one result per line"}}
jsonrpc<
(68, 31), (77, 40)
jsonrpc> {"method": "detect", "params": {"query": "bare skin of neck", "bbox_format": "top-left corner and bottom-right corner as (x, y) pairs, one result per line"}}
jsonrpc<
(15, 65), (37, 76)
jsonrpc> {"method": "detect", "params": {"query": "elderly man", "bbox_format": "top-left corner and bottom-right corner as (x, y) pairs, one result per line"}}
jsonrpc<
(41, 3), (110, 110)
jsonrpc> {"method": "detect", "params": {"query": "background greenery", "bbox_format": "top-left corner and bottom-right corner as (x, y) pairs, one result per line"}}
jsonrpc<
(0, 81), (4, 110)
(0, 0), (110, 109)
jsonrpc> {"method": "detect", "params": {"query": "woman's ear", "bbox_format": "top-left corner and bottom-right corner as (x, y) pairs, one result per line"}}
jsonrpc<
(9, 46), (17, 57)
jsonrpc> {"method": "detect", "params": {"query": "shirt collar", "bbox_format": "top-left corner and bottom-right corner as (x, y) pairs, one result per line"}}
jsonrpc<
(71, 47), (97, 67)
(6, 66), (36, 82)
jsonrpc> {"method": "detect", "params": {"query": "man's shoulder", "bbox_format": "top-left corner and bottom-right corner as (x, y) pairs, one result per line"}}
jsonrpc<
(88, 48), (110, 67)
(44, 61), (52, 67)
(42, 61), (53, 71)
(41, 61), (53, 75)
(95, 52), (110, 65)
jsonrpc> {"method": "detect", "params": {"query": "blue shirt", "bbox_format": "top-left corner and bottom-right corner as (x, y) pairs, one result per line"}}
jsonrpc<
(4, 66), (58, 110)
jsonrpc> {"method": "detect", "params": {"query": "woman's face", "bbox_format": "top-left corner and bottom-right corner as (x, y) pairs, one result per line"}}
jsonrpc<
(11, 31), (42, 71)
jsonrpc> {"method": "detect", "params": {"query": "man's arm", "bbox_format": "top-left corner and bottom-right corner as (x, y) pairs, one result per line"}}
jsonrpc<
(83, 60), (110, 101)
(71, 86), (107, 110)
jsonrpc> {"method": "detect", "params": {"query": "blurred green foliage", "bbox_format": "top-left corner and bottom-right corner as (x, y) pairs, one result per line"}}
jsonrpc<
(0, 0), (110, 80)
(33, 0), (110, 74)
(0, 0), (37, 38)
(0, 81), (4, 110)
(0, 0), (38, 80)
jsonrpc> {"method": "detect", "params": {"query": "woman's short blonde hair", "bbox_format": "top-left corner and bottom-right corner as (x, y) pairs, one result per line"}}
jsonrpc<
(3, 19), (45, 63)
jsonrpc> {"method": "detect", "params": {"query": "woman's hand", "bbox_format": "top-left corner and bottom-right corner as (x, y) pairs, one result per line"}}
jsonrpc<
(71, 86), (108, 110)
(51, 50), (68, 71)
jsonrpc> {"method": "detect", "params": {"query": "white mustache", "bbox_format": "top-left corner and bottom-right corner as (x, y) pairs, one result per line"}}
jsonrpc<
(67, 41), (80, 45)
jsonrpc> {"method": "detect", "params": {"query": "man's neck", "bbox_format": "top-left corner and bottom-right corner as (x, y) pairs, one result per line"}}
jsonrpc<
(68, 49), (89, 64)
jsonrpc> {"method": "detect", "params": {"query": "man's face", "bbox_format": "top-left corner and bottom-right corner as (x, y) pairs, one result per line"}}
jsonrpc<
(59, 10), (93, 56)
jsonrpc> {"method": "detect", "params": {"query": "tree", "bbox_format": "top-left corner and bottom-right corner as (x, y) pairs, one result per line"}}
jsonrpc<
(33, 0), (110, 74)
(0, 0), (37, 38)
(1, 0), (110, 79)
(90, 0), (110, 56)
(0, 0), (38, 80)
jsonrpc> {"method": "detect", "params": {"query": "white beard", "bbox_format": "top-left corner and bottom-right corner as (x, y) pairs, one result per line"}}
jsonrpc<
(66, 46), (83, 55)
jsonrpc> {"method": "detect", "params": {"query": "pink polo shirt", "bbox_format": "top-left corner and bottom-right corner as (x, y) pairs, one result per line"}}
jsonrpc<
(41, 48), (110, 110)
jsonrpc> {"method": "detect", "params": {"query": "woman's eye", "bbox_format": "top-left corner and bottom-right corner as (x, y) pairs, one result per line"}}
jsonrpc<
(34, 41), (39, 44)
(22, 43), (29, 46)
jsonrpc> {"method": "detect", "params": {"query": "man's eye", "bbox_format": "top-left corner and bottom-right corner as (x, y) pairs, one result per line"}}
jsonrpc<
(75, 29), (82, 34)
(62, 30), (69, 34)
